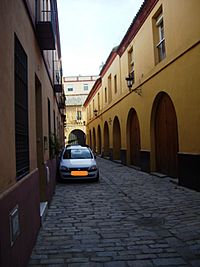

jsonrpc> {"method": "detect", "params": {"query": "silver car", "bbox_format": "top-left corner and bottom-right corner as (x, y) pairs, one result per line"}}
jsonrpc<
(59, 145), (99, 181)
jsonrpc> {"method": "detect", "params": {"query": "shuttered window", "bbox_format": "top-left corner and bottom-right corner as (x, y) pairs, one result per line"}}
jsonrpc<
(77, 110), (82, 120)
(156, 13), (166, 61)
(15, 35), (29, 179)
(128, 47), (135, 83)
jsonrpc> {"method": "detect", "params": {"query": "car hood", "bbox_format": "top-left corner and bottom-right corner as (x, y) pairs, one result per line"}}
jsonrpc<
(60, 158), (96, 168)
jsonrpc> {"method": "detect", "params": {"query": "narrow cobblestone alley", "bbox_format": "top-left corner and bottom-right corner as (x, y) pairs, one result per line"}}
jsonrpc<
(29, 158), (200, 267)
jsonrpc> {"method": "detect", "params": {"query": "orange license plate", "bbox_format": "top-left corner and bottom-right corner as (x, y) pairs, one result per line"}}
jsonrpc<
(71, 171), (88, 176)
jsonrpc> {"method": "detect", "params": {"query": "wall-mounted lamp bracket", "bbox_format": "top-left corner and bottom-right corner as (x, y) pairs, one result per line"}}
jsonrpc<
(94, 109), (98, 116)
(125, 74), (142, 96)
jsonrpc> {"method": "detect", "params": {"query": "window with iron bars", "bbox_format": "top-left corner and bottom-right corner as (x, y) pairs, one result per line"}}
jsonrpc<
(14, 35), (29, 180)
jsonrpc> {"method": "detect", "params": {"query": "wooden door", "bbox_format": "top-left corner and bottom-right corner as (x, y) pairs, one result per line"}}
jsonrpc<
(155, 94), (178, 177)
(113, 117), (121, 160)
(93, 128), (96, 153)
(130, 111), (141, 166)
(104, 122), (109, 157)
(97, 126), (102, 154)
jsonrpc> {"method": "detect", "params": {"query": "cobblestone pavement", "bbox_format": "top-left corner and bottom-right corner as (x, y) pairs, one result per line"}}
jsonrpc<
(29, 157), (200, 267)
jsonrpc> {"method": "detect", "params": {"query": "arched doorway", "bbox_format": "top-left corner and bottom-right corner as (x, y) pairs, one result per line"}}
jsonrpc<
(127, 108), (141, 167)
(113, 117), (121, 160)
(153, 93), (179, 177)
(68, 129), (86, 145)
(92, 127), (96, 153)
(104, 121), (110, 157)
(97, 125), (102, 155)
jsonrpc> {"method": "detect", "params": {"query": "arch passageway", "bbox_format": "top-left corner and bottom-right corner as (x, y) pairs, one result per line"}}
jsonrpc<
(68, 129), (86, 145)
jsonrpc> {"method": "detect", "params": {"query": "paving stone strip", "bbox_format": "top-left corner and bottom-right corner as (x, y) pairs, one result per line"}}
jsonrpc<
(29, 157), (200, 266)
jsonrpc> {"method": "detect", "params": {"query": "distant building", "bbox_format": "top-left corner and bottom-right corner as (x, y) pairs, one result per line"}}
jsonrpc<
(63, 75), (98, 145)
(0, 0), (65, 266)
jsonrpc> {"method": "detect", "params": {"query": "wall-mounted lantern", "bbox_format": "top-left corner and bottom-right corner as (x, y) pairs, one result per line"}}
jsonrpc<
(125, 74), (142, 96)
(108, 117), (112, 125)
(94, 109), (98, 117)
(125, 74), (134, 90)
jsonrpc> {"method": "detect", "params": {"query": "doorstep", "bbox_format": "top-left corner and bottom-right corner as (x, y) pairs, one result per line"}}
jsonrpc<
(151, 172), (168, 178)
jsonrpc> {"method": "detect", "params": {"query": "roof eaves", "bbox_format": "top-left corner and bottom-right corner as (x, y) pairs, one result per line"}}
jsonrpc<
(117, 0), (159, 56)
(99, 46), (119, 77)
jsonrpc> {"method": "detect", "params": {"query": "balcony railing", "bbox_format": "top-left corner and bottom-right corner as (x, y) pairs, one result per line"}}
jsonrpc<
(53, 60), (62, 93)
(70, 119), (85, 125)
(58, 94), (65, 110)
(36, 0), (56, 50)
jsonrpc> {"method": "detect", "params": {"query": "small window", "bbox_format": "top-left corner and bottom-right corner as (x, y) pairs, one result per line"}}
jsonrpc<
(108, 74), (112, 103)
(105, 87), (107, 103)
(92, 99), (95, 114)
(68, 87), (73, 92)
(97, 92), (100, 111)
(77, 110), (82, 120)
(156, 13), (166, 61)
(128, 47), (135, 83)
(153, 7), (166, 64)
(114, 75), (117, 93)
(89, 104), (91, 119)
(83, 84), (88, 91)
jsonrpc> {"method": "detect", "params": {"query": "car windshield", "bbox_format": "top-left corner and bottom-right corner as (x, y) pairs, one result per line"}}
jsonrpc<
(63, 148), (93, 159)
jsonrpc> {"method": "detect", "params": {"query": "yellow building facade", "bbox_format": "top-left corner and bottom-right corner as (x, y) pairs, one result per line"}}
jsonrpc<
(0, 0), (65, 266)
(84, 0), (200, 191)
(64, 75), (98, 145)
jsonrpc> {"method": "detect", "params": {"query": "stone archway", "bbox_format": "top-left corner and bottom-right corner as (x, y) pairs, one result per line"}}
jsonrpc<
(68, 129), (86, 145)
(97, 125), (102, 155)
(127, 108), (141, 167)
(152, 92), (179, 177)
(103, 121), (110, 157)
(113, 117), (121, 160)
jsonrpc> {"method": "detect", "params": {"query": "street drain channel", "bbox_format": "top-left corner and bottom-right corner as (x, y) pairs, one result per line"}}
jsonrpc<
(135, 217), (165, 228)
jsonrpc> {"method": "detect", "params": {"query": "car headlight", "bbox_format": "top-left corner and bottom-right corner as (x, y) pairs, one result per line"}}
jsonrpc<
(89, 165), (97, 171)
(60, 166), (69, 171)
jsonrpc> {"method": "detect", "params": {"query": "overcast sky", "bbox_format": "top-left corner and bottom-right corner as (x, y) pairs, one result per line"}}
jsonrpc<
(57, 0), (144, 76)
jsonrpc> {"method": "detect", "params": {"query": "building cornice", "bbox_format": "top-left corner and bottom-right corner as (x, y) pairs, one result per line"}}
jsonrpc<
(64, 77), (99, 83)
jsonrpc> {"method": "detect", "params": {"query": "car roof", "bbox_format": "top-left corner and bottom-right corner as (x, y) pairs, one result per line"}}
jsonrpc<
(65, 144), (91, 150)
